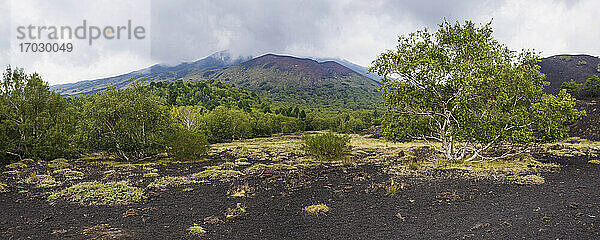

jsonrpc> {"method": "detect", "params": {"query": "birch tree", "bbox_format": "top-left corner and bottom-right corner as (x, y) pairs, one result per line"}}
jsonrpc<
(370, 20), (583, 161)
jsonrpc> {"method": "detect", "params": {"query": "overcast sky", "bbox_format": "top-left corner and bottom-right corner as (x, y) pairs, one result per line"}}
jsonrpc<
(1, 0), (599, 85)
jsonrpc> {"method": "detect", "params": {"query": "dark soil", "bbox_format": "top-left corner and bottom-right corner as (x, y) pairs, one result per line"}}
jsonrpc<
(1, 155), (599, 240)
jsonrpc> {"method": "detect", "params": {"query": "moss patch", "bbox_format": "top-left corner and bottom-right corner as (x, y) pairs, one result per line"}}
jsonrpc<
(303, 204), (329, 215)
(48, 181), (146, 205)
(6, 162), (27, 169)
(147, 176), (199, 189)
(24, 174), (60, 188)
(53, 169), (85, 180)
(48, 158), (69, 168)
(419, 158), (557, 173)
(188, 225), (206, 235)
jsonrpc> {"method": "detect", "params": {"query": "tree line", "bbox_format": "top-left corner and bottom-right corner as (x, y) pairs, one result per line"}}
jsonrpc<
(0, 74), (379, 164)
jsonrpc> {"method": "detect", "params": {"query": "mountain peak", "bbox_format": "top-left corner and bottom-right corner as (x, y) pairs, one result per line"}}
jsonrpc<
(242, 53), (357, 78)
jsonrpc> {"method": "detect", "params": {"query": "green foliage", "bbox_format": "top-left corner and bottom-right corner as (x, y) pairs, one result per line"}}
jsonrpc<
(24, 174), (59, 188)
(578, 60), (587, 66)
(200, 106), (252, 142)
(303, 204), (329, 215)
(188, 225), (206, 235)
(48, 181), (146, 205)
(53, 168), (85, 180)
(369, 20), (583, 161)
(584, 75), (600, 97)
(530, 90), (584, 141)
(77, 86), (174, 162)
(560, 79), (580, 98)
(146, 79), (260, 111)
(302, 132), (352, 162)
(0, 67), (76, 164)
(166, 128), (210, 161)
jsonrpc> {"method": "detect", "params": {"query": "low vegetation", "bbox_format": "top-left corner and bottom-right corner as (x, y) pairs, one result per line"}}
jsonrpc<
(48, 181), (147, 205)
(187, 225), (206, 235)
(302, 132), (352, 162)
(505, 174), (545, 184)
(53, 168), (85, 180)
(193, 169), (244, 180)
(303, 204), (329, 215)
(24, 174), (59, 188)
(0, 181), (7, 193)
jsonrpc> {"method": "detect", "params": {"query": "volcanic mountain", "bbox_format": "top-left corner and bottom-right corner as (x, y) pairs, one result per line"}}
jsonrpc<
(205, 54), (381, 109)
(51, 52), (382, 109)
(537, 54), (600, 95)
(50, 51), (251, 96)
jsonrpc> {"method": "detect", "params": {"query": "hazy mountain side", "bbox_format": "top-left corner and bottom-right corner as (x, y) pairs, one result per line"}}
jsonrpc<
(315, 57), (383, 81)
(50, 51), (249, 96)
(207, 54), (382, 109)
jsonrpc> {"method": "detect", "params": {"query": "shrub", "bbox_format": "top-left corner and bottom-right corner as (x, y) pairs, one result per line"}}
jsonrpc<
(578, 60), (587, 66)
(584, 75), (600, 97)
(0, 67), (76, 164)
(560, 79), (580, 98)
(166, 128), (210, 161)
(201, 106), (252, 142)
(302, 132), (352, 162)
(78, 86), (174, 162)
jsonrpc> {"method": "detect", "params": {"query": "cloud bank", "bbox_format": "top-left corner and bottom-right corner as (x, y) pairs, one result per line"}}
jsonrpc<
(1, 0), (599, 84)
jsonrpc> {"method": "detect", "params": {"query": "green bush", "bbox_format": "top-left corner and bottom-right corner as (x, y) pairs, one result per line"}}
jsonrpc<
(77, 86), (173, 162)
(0, 67), (76, 164)
(302, 132), (352, 162)
(560, 79), (580, 98)
(585, 75), (600, 97)
(578, 60), (587, 66)
(167, 128), (210, 161)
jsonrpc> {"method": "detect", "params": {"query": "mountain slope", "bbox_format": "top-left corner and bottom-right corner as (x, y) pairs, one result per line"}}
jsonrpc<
(206, 54), (382, 109)
(50, 51), (250, 96)
(315, 57), (383, 81)
(538, 54), (600, 94)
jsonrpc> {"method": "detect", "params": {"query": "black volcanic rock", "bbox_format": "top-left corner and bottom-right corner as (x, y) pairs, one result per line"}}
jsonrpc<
(538, 54), (600, 94)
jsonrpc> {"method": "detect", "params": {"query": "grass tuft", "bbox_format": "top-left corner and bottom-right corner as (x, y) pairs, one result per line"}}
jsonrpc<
(53, 168), (85, 180)
(588, 160), (600, 165)
(188, 225), (206, 235)
(303, 204), (329, 215)
(506, 174), (545, 184)
(24, 174), (60, 188)
(48, 181), (146, 205)
(6, 162), (27, 169)
(48, 158), (69, 168)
